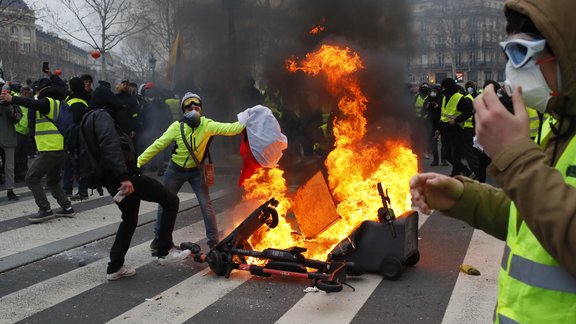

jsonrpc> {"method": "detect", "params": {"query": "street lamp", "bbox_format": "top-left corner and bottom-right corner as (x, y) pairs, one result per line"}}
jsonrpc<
(148, 54), (157, 82)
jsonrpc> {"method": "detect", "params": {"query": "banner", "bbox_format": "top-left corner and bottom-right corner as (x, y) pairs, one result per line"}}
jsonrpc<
(166, 32), (183, 90)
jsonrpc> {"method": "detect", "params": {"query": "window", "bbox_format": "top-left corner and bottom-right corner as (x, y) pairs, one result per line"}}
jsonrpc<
(11, 26), (18, 35)
(484, 71), (492, 81)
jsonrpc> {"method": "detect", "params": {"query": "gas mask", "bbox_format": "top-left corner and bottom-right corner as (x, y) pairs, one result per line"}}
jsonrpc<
(182, 110), (201, 128)
(504, 60), (554, 114)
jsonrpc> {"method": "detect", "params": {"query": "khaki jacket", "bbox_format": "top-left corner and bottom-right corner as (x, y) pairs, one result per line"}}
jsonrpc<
(444, 0), (576, 278)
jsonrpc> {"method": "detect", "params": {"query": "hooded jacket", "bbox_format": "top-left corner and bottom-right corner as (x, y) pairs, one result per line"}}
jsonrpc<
(444, 0), (576, 278)
(83, 86), (139, 186)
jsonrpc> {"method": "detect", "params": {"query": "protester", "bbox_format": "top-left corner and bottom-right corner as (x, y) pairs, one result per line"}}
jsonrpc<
(82, 83), (191, 280)
(138, 93), (246, 250)
(410, 1), (576, 322)
(1, 75), (75, 223)
(14, 85), (34, 182)
(0, 80), (22, 200)
(63, 77), (91, 200)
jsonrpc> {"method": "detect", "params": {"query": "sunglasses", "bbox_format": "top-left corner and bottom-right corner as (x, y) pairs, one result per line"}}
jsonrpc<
(499, 37), (546, 69)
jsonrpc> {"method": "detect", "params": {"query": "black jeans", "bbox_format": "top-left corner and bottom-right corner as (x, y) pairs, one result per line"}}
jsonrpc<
(106, 173), (180, 274)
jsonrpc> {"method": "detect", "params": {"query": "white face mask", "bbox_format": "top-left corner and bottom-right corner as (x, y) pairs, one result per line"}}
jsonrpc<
(467, 87), (474, 94)
(504, 60), (553, 113)
(430, 92), (437, 98)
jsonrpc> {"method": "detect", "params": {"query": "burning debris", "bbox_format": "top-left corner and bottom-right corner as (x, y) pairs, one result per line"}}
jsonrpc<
(241, 44), (418, 262)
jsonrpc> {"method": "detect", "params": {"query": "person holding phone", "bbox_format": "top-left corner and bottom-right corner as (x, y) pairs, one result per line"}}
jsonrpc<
(410, 1), (576, 322)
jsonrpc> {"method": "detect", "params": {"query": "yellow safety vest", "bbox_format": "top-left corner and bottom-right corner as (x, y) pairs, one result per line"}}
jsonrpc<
(496, 121), (576, 323)
(15, 105), (29, 135)
(66, 97), (88, 107)
(35, 98), (64, 151)
(527, 107), (540, 138)
(440, 92), (463, 123)
(414, 94), (427, 118)
(462, 94), (474, 129)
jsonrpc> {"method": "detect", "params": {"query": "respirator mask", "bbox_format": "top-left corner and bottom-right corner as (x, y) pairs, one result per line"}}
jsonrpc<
(183, 110), (201, 128)
(500, 36), (555, 113)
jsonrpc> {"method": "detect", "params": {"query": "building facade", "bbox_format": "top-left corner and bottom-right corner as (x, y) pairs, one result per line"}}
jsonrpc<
(0, 0), (99, 83)
(407, 0), (507, 87)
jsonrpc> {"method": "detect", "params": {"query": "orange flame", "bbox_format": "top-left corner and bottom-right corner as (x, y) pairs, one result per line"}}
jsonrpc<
(243, 44), (418, 262)
(309, 18), (326, 35)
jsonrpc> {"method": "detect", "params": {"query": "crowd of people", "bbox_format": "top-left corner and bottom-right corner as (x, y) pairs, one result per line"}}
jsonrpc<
(0, 69), (219, 280)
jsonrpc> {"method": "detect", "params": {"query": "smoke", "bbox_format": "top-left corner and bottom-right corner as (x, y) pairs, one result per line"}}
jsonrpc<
(174, 0), (425, 157)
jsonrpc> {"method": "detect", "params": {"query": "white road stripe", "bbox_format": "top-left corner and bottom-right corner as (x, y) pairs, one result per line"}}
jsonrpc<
(0, 192), (196, 259)
(442, 230), (504, 324)
(0, 208), (232, 323)
(106, 269), (251, 324)
(276, 211), (430, 324)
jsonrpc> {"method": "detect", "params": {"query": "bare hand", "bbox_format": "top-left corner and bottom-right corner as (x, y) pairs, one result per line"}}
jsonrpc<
(0, 91), (12, 103)
(474, 84), (529, 158)
(409, 173), (464, 215)
(119, 180), (134, 196)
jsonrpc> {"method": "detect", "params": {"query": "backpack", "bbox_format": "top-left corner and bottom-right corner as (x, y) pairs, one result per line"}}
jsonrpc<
(43, 98), (73, 135)
(70, 109), (102, 189)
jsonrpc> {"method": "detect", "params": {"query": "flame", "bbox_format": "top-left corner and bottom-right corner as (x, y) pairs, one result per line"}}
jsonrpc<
(309, 18), (326, 35)
(242, 44), (418, 262)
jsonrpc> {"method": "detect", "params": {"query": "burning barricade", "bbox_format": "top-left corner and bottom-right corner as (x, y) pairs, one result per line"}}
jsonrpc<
(182, 44), (421, 292)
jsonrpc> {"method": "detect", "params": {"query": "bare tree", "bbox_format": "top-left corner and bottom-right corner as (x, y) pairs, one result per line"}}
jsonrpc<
(45, 0), (150, 79)
(0, 0), (29, 28)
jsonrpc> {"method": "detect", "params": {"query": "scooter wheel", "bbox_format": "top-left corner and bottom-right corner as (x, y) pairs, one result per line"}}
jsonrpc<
(265, 207), (279, 229)
(380, 257), (403, 281)
(316, 279), (343, 293)
(404, 251), (420, 267)
(207, 250), (227, 276)
(344, 262), (365, 276)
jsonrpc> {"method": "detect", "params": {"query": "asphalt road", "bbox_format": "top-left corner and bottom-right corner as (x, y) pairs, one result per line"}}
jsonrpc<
(0, 160), (504, 324)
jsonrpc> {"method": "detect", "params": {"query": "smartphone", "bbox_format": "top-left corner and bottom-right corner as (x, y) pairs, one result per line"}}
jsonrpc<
(113, 189), (126, 203)
(42, 62), (49, 73)
(497, 81), (514, 114)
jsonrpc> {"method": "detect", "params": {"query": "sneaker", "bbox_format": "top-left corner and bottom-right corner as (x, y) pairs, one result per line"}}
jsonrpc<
(7, 190), (19, 201)
(29, 209), (55, 224)
(157, 248), (191, 265)
(70, 193), (89, 201)
(106, 265), (136, 281)
(55, 206), (76, 217)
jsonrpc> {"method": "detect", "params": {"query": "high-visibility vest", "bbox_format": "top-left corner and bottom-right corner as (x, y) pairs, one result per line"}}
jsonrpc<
(15, 105), (29, 135)
(35, 98), (64, 151)
(463, 94), (474, 129)
(414, 94), (427, 118)
(440, 92), (463, 123)
(495, 121), (576, 323)
(527, 107), (540, 138)
(66, 97), (88, 107)
(165, 98), (180, 122)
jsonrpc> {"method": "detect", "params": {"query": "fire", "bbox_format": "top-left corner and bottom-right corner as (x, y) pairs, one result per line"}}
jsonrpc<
(309, 18), (326, 35)
(243, 44), (418, 261)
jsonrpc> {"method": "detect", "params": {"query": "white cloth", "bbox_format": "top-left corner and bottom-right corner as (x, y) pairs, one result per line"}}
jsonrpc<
(237, 105), (288, 168)
(473, 136), (485, 152)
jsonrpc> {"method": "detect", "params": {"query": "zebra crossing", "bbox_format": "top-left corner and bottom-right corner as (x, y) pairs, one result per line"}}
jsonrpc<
(0, 175), (504, 324)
